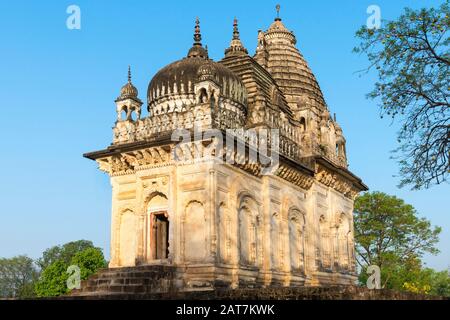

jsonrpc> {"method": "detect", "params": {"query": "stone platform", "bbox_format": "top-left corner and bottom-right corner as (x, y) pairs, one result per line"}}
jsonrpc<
(67, 266), (443, 300)
(70, 265), (180, 297)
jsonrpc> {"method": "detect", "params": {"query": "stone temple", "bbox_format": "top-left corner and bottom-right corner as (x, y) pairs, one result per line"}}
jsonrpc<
(82, 13), (367, 295)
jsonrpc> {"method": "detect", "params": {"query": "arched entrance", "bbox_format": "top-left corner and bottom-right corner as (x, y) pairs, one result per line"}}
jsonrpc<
(150, 211), (169, 260)
(145, 192), (169, 262)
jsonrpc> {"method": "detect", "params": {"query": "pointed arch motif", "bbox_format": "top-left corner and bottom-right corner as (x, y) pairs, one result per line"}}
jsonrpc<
(218, 202), (233, 264)
(237, 193), (260, 267)
(336, 212), (352, 269)
(118, 208), (137, 266)
(183, 200), (207, 262)
(145, 191), (168, 212)
(319, 214), (331, 269)
(288, 208), (306, 273)
(270, 212), (283, 270)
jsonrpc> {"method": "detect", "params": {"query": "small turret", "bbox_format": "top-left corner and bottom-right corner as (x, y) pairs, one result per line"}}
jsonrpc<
(115, 66), (142, 121)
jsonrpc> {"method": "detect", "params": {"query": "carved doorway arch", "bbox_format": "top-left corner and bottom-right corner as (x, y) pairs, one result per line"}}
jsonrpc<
(145, 192), (169, 262)
(150, 211), (169, 260)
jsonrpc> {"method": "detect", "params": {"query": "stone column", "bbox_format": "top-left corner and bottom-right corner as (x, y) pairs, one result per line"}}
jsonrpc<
(109, 179), (119, 267)
(136, 214), (146, 264)
(168, 168), (176, 263)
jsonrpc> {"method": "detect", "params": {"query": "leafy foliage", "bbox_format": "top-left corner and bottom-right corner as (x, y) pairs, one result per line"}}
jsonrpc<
(0, 240), (107, 298)
(354, 191), (442, 290)
(362, 257), (450, 296)
(35, 242), (107, 297)
(36, 240), (95, 270)
(0, 255), (38, 298)
(354, 3), (450, 189)
(427, 268), (450, 296)
(34, 260), (70, 297)
(71, 247), (107, 280)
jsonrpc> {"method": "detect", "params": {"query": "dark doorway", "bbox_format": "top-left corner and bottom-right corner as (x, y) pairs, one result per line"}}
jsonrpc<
(152, 212), (169, 260)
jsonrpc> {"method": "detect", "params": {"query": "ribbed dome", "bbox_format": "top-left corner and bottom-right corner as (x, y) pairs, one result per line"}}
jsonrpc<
(268, 18), (290, 32)
(116, 66), (141, 103)
(187, 45), (208, 59)
(147, 56), (247, 106)
(119, 82), (138, 99)
(147, 17), (247, 109)
(263, 18), (326, 110)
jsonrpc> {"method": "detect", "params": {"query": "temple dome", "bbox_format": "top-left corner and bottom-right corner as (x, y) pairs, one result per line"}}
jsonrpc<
(147, 18), (247, 109)
(268, 18), (290, 32)
(119, 82), (138, 99)
(147, 56), (246, 107)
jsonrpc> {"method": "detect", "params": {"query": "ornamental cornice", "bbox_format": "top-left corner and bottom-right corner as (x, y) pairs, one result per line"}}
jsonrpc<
(315, 165), (360, 200)
(274, 164), (314, 190)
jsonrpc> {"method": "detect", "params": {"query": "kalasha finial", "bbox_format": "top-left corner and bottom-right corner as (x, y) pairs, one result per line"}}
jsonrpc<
(276, 4), (281, 20)
(117, 65), (139, 101)
(187, 17), (208, 58)
(225, 17), (248, 56)
(233, 17), (240, 40)
(194, 17), (202, 45)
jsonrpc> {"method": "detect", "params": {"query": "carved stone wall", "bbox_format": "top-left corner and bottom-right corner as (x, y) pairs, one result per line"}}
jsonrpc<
(106, 155), (357, 288)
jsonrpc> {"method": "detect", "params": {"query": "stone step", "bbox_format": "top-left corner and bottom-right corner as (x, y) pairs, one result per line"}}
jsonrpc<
(93, 268), (176, 279)
(79, 283), (174, 295)
(69, 265), (178, 297)
(94, 272), (171, 280)
(85, 277), (168, 287)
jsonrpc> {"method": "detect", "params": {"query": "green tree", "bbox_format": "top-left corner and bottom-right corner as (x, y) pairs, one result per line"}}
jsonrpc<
(384, 256), (432, 294)
(34, 244), (107, 297)
(0, 255), (38, 298)
(429, 268), (450, 296)
(34, 260), (69, 297)
(354, 191), (441, 288)
(36, 240), (95, 270)
(71, 247), (107, 280)
(354, 3), (449, 190)
(386, 259), (450, 296)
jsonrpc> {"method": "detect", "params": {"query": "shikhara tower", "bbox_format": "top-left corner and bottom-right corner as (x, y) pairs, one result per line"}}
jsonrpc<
(84, 12), (367, 291)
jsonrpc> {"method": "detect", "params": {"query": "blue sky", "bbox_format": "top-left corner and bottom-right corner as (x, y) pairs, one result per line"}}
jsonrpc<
(0, 0), (448, 271)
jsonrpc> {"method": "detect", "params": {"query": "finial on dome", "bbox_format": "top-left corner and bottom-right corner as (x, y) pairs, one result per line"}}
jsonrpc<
(225, 17), (248, 56)
(233, 17), (240, 40)
(187, 17), (208, 58)
(275, 4), (281, 21)
(116, 65), (140, 102)
(194, 17), (202, 45)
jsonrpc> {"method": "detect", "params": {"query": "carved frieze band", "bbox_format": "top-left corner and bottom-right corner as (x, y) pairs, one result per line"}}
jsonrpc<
(97, 142), (313, 191)
(98, 144), (358, 198)
(315, 166), (360, 199)
(274, 165), (314, 190)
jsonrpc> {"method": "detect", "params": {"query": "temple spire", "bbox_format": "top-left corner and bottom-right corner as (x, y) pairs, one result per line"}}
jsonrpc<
(128, 65), (132, 83)
(193, 17), (202, 46)
(225, 17), (248, 56)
